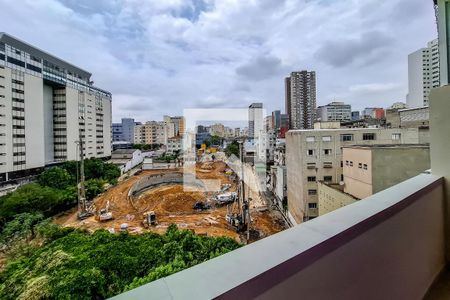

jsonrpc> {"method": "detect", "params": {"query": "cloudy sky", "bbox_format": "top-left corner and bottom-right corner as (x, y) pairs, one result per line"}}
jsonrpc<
(0, 0), (437, 122)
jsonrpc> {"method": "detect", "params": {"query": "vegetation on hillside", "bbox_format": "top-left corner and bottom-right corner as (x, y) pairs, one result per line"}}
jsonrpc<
(0, 159), (120, 226)
(0, 158), (240, 299)
(0, 217), (240, 299)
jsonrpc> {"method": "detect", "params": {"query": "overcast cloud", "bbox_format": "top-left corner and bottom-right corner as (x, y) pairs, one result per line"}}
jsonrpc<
(0, 0), (437, 122)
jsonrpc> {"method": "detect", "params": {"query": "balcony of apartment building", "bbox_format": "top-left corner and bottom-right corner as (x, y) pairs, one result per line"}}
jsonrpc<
(111, 87), (450, 299)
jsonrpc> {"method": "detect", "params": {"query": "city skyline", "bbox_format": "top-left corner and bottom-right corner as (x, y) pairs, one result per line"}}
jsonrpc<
(0, 0), (437, 122)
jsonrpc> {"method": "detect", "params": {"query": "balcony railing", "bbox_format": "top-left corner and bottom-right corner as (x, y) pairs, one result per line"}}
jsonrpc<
(111, 171), (446, 300)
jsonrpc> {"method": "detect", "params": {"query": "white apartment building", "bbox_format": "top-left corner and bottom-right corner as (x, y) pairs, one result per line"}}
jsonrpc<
(248, 103), (266, 161)
(0, 33), (112, 182)
(317, 102), (351, 122)
(285, 71), (316, 129)
(166, 136), (182, 154)
(285, 127), (429, 224)
(407, 39), (440, 108)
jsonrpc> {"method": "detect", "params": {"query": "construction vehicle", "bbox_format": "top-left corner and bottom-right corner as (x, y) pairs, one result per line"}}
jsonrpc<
(142, 211), (157, 227)
(220, 184), (231, 192)
(215, 192), (237, 205)
(120, 223), (129, 232)
(193, 201), (211, 211)
(226, 140), (251, 237)
(99, 200), (113, 221)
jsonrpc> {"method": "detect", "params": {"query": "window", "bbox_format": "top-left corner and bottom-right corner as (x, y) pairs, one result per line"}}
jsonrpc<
(345, 160), (349, 166)
(307, 176), (316, 182)
(323, 176), (332, 182)
(340, 134), (353, 141)
(349, 161), (353, 167)
(307, 149), (314, 156)
(308, 203), (317, 209)
(392, 133), (401, 140)
(26, 64), (42, 73)
(363, 164), (368, 170)
(323, 162), (332, 168)
(363, 133), (376, 140)
(308, 189), (317, 195)
(7, 56), (25, 67)
(323, 149), (332, 155)
(358, 163), (362, 169)
(341, 161), (343, 167)
(306, 136), (315, 142)
(322, 136), (332, 142)
(341, 174), (344, 181)
(306, 163), (316, 169)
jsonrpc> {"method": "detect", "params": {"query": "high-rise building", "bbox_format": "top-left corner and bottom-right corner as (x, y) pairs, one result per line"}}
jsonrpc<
(248, 103), (263, 138)
(0, 33), (112, 182)
(279, 114), (289, 138)
(316, 102), (351, 122)
(112, 118), (139, 143)
(271, 110), (281, 130)
(248, 103), (265, 161)
(436, 0), (450, 85)
(285, 71), (316, 129)
(407, 39), (440, 108)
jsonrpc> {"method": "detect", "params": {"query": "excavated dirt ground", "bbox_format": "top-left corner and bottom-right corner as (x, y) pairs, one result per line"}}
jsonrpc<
(54, 161), (287, 242)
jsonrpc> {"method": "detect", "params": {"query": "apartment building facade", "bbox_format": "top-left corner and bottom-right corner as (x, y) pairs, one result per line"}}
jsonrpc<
(0, 33), (112, 182)
(317, 102), (351, 122)
(134, 121), (173, 145)
(285, 71), (316, 129)
(407, 39), (440, 108)
(285, 127), (428, 224)
(163, 115), (185, 136)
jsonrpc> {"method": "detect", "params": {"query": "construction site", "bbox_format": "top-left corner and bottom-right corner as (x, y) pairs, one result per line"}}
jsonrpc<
(55, 160), (288, 243)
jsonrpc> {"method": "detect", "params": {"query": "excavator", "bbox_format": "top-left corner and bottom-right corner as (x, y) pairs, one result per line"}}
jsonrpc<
(142, 211), (157, 228)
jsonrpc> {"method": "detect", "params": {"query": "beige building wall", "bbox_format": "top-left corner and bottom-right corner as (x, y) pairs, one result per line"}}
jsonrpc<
(0, 66), (13, 174)
(24, 73), (45, 169)
(371, 147), (430, 194)
(286, 127), (426, 224)
(343, 145), (430, 199)
(317, 181), (357, 216)
(343, 148), (373, 199)
(313, 122), (340, 129)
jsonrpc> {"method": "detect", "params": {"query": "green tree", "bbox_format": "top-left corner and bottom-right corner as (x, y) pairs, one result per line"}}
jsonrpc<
(38, 167), (72, 189)
(85, 179), (106, 200)
(0, 225), (241, 299)
(0, 184), (70, 222)
(225, 140), (240, 158)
